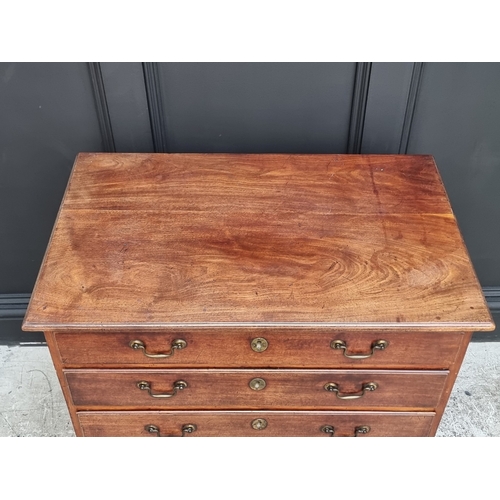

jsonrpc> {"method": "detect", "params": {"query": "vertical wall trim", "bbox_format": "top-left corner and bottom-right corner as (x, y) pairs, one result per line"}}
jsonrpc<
(99, 63), (155, 153)
(398, 62), (424, 154)
(143, 63), (168, 153)
(347, 62), (372, 154)
(88, 62), (116, 152)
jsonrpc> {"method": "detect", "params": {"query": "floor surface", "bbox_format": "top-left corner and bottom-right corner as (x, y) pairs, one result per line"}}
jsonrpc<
(1, 342), (499, 437)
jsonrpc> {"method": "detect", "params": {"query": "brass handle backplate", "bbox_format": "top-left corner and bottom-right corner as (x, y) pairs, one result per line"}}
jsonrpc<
(129, 339), (187, 358)
(324, 382), (378, 400)
(145, 424), (196, 437)
(354, 425), (371, 436)
(321, 425), (335, 436)
(330, 339), (388, 359)
(137, 380), (188, 398)
(321, 425), (371, 437)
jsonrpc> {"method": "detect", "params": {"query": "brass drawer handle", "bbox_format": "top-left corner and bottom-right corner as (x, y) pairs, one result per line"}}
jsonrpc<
(136, 380), (188, 398)
(321, 425), (335, 436)
(129, 339), (187, 358)
(330, 339), (388, 359)
(321, 425), (371, 437)
(324, 382), (378, 399)
(145, 424), (197, 437)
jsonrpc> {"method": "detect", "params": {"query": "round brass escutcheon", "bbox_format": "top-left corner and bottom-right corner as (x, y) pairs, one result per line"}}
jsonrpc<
(249, 377), (267, 391)
(251, 337), (269, 352)
(251, 418), (268, 430)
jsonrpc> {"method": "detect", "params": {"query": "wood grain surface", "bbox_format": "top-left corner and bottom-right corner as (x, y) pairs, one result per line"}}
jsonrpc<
(52, 330), (464, 369)
(23, 153), (494, 331)
(64, 368), (448, 411)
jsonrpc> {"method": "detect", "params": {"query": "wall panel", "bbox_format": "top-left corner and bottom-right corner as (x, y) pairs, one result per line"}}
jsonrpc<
(154, 62), (357, 153)
(407, 63), (500, 286)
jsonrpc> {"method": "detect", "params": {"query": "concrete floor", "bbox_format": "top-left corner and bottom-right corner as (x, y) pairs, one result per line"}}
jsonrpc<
(1, 342), (499, 437)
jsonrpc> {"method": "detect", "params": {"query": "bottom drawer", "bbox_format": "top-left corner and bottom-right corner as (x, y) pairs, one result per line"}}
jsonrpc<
(77, 411), (435, 437)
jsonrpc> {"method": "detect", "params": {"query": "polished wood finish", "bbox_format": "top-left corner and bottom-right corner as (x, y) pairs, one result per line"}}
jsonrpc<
(77, 411), (436, 437)
(428, 331), (473, 435)
(22, 153), (494, 437)
(64, 369), (448, 410)
(52, 330), (465, 369)
(23, 153), (494, 331)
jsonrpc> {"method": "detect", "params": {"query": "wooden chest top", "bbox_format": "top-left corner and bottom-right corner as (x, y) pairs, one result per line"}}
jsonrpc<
(23, 153), (494, 331)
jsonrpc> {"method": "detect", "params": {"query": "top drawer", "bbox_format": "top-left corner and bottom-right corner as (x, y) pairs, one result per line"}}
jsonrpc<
(51, 330), (464, 369)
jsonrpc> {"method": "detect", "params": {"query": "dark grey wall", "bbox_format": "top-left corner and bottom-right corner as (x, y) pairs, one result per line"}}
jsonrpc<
(406, 63), (500, 287)
(0, 63), (105, 293)
(155, 62), (356, 153)
(1, 62), (499, 343)
(100, 63), (154, 153)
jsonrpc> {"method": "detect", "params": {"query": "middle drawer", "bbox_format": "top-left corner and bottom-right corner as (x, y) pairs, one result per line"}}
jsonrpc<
(64, 369), (448, 411)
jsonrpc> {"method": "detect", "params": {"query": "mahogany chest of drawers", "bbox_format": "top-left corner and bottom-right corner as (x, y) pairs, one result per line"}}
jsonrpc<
(22, 153), (494, 437)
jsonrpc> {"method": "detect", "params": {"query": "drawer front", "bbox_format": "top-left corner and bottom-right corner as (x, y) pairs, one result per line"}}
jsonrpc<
(53, 330), (464, 369)
(77, 410), (436, 437)
(65, 369), (448, 410)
